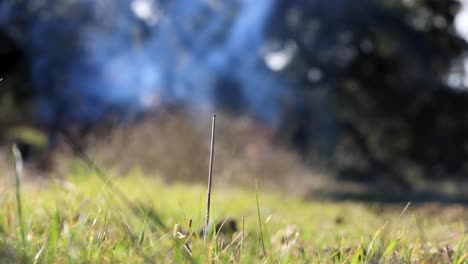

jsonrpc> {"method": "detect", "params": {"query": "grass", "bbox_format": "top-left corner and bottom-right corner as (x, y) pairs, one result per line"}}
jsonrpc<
(0, 165), (466, 263)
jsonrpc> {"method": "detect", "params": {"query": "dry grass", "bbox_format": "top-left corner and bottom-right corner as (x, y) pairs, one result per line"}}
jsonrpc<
(2, 110), (467, 202)
(78, 111), (330, 196)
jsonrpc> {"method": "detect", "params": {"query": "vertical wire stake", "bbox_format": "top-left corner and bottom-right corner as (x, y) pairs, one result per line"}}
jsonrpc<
(204, 114), (216, 243)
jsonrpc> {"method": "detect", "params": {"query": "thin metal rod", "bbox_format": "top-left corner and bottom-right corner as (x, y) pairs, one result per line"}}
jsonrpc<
(204, 114), (216, 242)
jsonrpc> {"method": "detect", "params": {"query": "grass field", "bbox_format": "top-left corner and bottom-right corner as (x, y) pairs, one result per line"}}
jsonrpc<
(0, 164), (466, 263)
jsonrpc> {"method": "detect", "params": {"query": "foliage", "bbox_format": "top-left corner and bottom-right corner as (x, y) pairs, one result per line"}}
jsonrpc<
(271, 0), (468, 185)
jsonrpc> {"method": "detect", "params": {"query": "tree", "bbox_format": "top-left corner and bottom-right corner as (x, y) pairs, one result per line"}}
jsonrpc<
(271, 0), (468, 187)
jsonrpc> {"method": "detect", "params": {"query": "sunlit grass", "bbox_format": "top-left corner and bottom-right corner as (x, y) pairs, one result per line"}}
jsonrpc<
(0, 165), (466, 263)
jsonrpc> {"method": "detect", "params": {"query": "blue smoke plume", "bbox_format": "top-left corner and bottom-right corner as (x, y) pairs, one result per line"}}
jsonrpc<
(0, 0), (291, 126)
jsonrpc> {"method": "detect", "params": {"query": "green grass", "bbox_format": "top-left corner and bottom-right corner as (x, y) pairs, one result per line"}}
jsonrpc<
(0, 166), (466, 263)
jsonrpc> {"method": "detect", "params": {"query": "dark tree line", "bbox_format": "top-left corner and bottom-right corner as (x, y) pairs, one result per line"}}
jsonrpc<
(271, 0), (468, 187)
(0, 30), (32, 126)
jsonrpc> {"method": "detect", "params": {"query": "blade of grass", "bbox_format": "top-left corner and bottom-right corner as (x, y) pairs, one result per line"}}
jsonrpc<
(255, 177), (266, 256)
(384, 239), (400, 258)
(411, 238), (420, 262)
(138, 210), (149, 245)
(137, 201), (166, 230)
(45, 210), (60, 263)
(33, 245), (45, 264)
(453, 221), (465, 264)
(456, 253), (467, 264)
(240, 215), (245, 259)
(11, 144), (26, 248)
(399, 202), (411, 217)
(350, 246), (364, 264)
(367, 221), (388, 258)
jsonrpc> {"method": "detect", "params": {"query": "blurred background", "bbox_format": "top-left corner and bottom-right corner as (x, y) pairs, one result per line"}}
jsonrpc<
(0, 0), (467, 202)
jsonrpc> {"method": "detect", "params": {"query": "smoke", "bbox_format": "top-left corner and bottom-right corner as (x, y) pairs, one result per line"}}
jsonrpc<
(0, 0), (294, 126)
